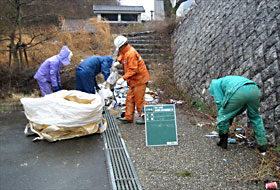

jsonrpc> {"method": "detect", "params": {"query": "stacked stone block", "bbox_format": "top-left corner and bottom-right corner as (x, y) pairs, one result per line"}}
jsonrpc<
(171, 0), (280, 144)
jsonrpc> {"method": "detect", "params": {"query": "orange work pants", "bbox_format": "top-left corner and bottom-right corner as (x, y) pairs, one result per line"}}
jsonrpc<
(125, 83), (147, 122)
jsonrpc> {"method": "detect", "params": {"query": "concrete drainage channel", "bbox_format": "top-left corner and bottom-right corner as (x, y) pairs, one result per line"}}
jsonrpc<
(102, 108), (142, 190)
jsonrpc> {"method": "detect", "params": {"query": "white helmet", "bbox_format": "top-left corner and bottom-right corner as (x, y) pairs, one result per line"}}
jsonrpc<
(114, 35), (127, 50)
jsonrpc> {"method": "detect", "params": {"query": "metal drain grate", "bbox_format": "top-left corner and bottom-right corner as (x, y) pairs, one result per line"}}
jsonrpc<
(103, 108), (142, 190)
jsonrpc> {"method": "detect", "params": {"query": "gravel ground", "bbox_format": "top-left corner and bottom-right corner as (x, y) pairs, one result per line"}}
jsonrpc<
(117, 107), (266, 190)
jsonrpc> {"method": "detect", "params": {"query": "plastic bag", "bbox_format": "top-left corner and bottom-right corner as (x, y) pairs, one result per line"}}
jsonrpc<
(100, 88), (113, 99)
(20, 90), (107, 142)
(98, 90), (105, 106)
(106, 70), (119, 85)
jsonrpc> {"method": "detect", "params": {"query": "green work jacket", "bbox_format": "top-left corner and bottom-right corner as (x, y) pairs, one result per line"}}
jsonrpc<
(209, 76), (258, 111)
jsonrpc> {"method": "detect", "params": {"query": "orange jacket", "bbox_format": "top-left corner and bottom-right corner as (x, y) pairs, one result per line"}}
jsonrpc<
(117, 44), (150, 87)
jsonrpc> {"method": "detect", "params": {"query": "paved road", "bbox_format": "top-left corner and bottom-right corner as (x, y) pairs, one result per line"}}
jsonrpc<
(0, 111), (111, 190)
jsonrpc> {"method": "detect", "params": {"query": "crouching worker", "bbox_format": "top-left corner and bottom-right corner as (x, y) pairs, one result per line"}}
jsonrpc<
(114, 35), (151, 125)
(76, 56), (113, 94)
(34, 45), (73, 96)
(209, 76), (268, 153)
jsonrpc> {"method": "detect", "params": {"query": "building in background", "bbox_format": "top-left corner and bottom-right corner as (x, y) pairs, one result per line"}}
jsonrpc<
(154, 0), (164, 20)
(93, 5), (145, 23)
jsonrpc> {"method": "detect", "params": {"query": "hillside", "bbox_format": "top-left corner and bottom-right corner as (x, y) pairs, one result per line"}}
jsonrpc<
(0, 0), (119, 26)
(26, 0), (119, 19)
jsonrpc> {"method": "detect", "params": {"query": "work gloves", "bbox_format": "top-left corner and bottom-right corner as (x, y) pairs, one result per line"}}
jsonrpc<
(112, 62), (120, 71)
(116, 77), (125, 85)
(53, 86), (60, 92)
(113, 61), (120, 68)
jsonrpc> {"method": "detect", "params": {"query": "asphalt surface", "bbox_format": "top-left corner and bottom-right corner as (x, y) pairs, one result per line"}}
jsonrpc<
(0, 111), (111, 190)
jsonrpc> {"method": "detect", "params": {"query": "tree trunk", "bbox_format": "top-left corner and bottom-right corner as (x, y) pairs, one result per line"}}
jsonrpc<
(9, 33), (19, 69)
(173, 0), (188, 14)
(8, 49), (12, 69)
(16, 0), (24, 69)
(164, 0), (172, 18)
(164, 0), (188, 18)
(12, 47), (19, 69)
(18, 44), (24, 69)
(23, 47), (29, 68)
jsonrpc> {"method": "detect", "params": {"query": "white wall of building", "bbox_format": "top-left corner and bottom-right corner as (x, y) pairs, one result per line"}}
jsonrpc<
(154, 0), (164, 20)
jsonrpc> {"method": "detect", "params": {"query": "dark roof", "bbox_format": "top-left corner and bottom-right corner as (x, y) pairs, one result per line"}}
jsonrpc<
(61, 19), (96, 33)
(93, 5), (145, 13)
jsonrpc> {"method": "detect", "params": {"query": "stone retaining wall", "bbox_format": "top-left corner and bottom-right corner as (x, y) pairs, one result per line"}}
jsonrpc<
(171, 0), (279, 144)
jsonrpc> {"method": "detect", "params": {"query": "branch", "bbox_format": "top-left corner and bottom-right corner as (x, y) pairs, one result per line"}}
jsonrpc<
(0, 49), (10, 52)
(0, 38), (11, 42)
(22, 32), (45, 45)
(174, 0), (188, 11)
(26, 36), (54, 49)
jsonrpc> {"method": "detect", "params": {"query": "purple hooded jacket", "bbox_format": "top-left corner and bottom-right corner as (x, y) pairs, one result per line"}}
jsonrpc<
(34, 46), (71, 87)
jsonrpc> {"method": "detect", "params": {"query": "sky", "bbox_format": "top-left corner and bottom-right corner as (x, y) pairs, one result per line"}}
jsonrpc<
(119, 0), (196, 20)
(119, 0), (154, 20)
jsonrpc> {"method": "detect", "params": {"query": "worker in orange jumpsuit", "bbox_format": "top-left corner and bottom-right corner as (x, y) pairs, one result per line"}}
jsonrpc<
(113, 35), (150, 124)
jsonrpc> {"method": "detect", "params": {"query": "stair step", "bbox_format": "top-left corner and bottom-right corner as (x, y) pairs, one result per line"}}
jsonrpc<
(121, 31), (172, 68)
(128, 39), (161, 45)
(142, 58), (158, 62)
(141, 54), (161, 59)
(124, 30), (156, 37)
(127, 35), (162, 41)
(137, 49), (166, 54)
(131, 44), (170, 50)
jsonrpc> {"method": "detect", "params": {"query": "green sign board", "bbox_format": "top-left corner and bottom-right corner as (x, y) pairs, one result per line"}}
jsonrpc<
(145, 104), (178, 146)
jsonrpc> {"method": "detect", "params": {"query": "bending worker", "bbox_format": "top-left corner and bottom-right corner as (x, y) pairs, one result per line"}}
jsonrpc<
(76, 56), (113, 94)
(209, 75), (267, 153)
(34, 45), (73, 96)
(114, 35), (150, 125)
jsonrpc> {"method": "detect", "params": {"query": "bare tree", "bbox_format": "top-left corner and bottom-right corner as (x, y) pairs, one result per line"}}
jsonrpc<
(164, 0), (190, 18)
(0, 0), (121, 69)
(0, 0), (55, 70)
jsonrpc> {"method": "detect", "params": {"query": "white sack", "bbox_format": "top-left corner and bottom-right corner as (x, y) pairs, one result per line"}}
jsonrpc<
(100, 88), (113, 99)
(97, 90), (105, 106)
(20, 90), (106, 142)
(21, 90), (102, 127)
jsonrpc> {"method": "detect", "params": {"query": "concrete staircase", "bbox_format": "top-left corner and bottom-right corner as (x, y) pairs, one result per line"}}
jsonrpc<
(124, 31), (170, 70)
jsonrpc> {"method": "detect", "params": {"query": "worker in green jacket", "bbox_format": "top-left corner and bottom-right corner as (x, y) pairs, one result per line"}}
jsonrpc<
(209, 76), (267, 153)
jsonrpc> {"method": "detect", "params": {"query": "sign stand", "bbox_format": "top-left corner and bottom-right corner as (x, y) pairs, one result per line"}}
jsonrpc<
(144, 104), (178, 146)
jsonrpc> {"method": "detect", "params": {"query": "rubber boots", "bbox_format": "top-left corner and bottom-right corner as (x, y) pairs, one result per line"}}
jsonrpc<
(118, 116), (133, 124)
(217, 133), (228, 149)
(258, 145), (267, 153)
(136, 118), (145, 125)
(136, 115), (145, 125)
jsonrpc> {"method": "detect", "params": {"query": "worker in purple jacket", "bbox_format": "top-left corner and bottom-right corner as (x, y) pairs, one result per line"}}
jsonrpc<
(34, 46), (73, 96)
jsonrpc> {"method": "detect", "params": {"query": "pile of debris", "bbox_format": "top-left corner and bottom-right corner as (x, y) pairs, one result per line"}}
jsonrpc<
(98, 81), (159, 117)
(199, 122), (257, 148)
